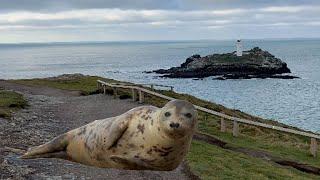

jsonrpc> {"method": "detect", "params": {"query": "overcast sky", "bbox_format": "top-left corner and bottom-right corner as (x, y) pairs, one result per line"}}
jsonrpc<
(0, 0), (319, 43)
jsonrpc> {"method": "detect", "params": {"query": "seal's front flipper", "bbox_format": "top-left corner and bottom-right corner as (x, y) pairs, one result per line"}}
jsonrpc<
(104, 116), (130, 149)
(21, 133), (70, 159)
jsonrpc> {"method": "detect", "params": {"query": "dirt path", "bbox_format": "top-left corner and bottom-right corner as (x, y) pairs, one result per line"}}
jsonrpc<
(0, 81), (198, 180)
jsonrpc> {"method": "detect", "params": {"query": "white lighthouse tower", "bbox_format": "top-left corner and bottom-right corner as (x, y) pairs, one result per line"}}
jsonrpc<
(236, 39), (243, 56)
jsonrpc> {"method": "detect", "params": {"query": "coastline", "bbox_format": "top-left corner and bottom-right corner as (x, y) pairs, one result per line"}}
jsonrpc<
(1, 74), (320, 179)
(5, 73), (319, 134)
(1, 39), (319, 134)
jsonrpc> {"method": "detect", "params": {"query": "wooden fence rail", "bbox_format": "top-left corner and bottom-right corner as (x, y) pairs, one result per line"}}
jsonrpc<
(138, 83), (174, 91)
(97, 80), (319, 157)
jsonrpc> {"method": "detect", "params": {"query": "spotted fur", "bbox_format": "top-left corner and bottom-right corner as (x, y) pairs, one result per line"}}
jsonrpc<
(21, 100), (198, 171)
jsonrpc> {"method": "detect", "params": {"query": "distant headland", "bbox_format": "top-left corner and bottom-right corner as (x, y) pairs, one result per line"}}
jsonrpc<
(149, 46), (299, 80)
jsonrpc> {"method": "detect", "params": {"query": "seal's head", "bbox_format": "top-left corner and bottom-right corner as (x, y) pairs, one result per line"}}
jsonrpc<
(159, 99), (198, 139)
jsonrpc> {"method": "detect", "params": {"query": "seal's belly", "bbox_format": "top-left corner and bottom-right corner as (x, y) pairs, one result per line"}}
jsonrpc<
(66, 137), (97, 165)
(105, 146), (183, 170)
(99, 133), (185, 170)
(68, 141), (186, 170)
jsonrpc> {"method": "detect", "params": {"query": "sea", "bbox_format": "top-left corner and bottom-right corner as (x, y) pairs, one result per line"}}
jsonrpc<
(0, 39), (319, 132)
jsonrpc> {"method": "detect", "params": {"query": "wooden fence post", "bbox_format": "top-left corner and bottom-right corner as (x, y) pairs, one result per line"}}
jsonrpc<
(132, 88), (137, 102)
(139, 90), (144, 103)
(233, 120), (239, 137)
(113, 87), (117, 99)
(220, 117), (226, 132)
(103, 85), (106, 95)
(97, 82), (100, 92)
(310, 138), (317, 157)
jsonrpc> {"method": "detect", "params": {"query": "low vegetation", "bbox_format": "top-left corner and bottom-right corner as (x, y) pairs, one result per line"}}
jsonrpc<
(188, 141), (318, 180)
(11, 74), (116, 95)
(0, 90), (27, 118)
(11, 74), (320, 179)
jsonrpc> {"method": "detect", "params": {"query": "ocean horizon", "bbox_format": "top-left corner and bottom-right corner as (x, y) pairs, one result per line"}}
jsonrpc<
(1, 39), (319, 133)
(1, 37), (320, 45)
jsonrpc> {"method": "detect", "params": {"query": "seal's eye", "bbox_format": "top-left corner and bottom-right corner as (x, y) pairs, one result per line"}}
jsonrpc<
(185, 113), (192, 118)
(164, 112), (171, 117)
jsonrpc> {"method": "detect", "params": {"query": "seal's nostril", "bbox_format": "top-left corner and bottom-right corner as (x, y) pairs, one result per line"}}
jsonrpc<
(170, 123), (180, 128)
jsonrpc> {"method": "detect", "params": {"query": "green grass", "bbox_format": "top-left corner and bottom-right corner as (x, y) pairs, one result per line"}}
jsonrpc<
(0, 90), (27, 118)
(187, 140), (319, 180)
(12, 75), (111, 95)
(10, 74), (320, 179)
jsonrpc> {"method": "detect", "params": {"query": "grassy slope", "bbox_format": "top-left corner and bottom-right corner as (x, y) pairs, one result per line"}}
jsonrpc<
(0, 90), (27, 118)
(11, 75), (320, 179)
(188, 141), (317, 180)
(12, 76), (118, 95)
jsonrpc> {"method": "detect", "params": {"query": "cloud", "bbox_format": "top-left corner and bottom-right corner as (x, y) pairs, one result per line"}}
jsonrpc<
(0, 0), (179, 11)
(260, 5), (320, 13)
(0, 5), (319, 29)
(1, 0), (320, 11)
(0, 9), (237, 28)
(0, 1), (320, 42)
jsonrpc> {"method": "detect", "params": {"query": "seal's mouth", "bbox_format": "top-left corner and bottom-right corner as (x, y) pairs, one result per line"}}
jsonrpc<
(171, 131), (188, 139)
(165, 123), (189, 139)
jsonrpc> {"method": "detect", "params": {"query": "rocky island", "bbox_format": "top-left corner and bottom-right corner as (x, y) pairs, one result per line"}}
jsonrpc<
(150, 47), (299, 80)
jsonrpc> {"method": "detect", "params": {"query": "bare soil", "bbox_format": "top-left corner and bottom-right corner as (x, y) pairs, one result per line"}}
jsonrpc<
(0, 80), (199, 180)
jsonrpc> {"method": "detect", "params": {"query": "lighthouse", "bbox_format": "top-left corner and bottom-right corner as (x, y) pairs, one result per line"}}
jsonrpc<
(236, 39), (243, 56)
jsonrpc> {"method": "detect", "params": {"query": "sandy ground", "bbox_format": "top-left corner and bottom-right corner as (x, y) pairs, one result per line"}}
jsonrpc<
(0, 80), (198, 180)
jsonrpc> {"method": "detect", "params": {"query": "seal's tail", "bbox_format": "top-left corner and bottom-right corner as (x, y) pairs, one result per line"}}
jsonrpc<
(21, 133), (70, 159)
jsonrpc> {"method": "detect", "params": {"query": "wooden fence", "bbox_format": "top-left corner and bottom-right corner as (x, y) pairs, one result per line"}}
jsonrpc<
(97, 80), (319, 157)
(138, 83), (174, 91)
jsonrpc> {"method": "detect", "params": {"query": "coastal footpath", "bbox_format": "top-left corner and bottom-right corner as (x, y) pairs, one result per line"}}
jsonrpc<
(152, 47), (299, 80)
(0, 76), (195, 180)
(0, 74), (319, 179)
